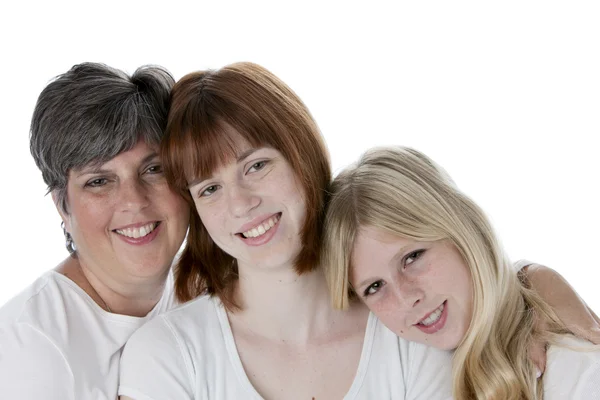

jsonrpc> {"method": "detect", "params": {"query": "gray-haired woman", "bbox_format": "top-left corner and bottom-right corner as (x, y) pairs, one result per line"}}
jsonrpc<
(0, 63), (190, 399)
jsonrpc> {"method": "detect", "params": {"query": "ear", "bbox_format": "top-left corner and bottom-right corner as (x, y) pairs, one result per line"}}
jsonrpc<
(51, 190), (70, 232)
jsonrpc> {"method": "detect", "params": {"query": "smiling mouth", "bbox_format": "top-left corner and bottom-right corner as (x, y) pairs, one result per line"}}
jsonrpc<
(240, 214), (281, 238)
(417, 301), (446, 326)
(114, 222), (160, 239)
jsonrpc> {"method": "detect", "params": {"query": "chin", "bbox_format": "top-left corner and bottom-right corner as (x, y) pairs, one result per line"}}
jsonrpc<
(435, 331), (465, 351)
(124, 257), (171, 278)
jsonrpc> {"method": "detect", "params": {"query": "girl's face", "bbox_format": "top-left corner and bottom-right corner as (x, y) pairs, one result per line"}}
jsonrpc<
(350, 226), (474, 350)
(188, 129), (306, 271)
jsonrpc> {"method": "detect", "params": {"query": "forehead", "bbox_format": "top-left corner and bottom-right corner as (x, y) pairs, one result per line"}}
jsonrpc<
(351, 227), (413, 276)
(186, 125), (257, 183)
(72, 139), (158, 174)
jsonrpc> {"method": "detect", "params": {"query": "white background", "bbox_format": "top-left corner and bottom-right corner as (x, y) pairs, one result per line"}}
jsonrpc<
(1, 1), (598, 311)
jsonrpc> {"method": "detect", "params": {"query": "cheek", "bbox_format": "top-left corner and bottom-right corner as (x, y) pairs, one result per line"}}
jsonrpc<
(195, 205), (227, 239)
(156, 189), (189, 223)
(68, 197), (113, 234)
(369, 297), (408, 332)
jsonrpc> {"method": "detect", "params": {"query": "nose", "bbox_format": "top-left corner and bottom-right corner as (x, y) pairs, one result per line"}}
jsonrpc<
(227, 183), (260, 218)
(391, 276), (424, 311)
(118, 179), (150, 213)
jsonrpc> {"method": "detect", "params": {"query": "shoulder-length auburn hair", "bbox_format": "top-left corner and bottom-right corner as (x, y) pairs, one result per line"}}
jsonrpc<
(162, 62), (331, 309)
(323, 146), (569, 399)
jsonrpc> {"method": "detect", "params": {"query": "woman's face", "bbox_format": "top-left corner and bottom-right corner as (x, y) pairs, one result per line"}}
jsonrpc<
(58, 139), (190, 282)
(188, 130), (306, 271)
(350, 226), (473, 350)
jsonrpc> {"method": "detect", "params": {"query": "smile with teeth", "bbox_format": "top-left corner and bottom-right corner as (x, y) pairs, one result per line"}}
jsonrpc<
(115, 222), (159, 239)
(241, 214), (280, 238)
(418, 302), (445, 326)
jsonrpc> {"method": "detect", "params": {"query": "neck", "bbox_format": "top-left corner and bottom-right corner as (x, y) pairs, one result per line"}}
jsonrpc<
(56, 256), (168, 317)
(229, 261), (338, 344)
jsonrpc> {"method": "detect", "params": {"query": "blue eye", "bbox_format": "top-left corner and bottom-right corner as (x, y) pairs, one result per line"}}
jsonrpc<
(247, 160), (268, 173)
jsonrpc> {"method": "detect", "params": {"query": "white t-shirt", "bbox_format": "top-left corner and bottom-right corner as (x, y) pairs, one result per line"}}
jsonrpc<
(512, 260), (600, 396)
(119, 294), (454, 400)
(543, 336), (600, 399)
(0, 270), (176, 400)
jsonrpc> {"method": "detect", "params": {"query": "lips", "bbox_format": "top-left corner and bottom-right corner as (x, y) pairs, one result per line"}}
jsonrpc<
(240, 214), (281, 238)
(113, 221), (160, 239)
(414, 300), (448, 334)
(417, 302), (445, 326)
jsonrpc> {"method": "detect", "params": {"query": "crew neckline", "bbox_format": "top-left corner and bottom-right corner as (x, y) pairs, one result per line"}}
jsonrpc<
(48, 270), (172, 322)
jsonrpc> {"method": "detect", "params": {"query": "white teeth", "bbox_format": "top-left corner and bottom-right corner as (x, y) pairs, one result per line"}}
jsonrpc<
(116, 222), (157, 239)
(242, 215), (280, 238)
(419, 303), (445, 326)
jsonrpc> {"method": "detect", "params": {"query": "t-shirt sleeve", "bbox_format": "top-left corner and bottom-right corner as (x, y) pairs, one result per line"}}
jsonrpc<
(513, 259), (533, 272)
(577, 361), (600, 399)
(118, 316), (194, 400)
(400, 339), (453, 400)
(0, 324), (74, 399)
(544, 339), (600, 400)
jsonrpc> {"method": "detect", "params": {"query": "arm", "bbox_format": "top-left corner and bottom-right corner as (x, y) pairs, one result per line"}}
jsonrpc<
(0, 325), (74, 399)
(524, 264), (600, 343)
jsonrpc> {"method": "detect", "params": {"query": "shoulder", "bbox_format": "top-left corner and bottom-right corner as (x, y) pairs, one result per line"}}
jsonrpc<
(151, 293), (221, 337)
(0, 271), (82, 345)
(0, 271), (103, 337)
(0, 308), (74, 396)
(0, 271), (57, 325)
(544, 336), (600, 399)
(119, 295), (221, 399)
(122, 294), (222, 366)
(0, 271), (104, 385)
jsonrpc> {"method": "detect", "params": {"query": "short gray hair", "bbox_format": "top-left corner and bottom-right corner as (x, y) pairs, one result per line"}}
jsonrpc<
(30, 62), (175, 212)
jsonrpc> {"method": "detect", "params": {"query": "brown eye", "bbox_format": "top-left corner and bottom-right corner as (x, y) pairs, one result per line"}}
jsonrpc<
(145, 164), (163, 174)
(363, 280), (385, 297)
(85, 178), (108, 187)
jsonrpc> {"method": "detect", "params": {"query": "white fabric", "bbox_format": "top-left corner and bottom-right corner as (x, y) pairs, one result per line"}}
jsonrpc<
(543, 336), (600, 399)
(119, 294), (454, 400)
(0, 270), (176, 400)
(513, 261), (600, 396)
(513, 259), (533, 271)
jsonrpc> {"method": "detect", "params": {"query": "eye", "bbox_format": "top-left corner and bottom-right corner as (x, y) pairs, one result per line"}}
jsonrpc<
(247, 160), (268, 173)
(363, 280), (385, 297)
(405, 249), (425, 267)
(199, 185), (220, 197)
(85, 178), (108, 187)
(145, 164), (163, 174)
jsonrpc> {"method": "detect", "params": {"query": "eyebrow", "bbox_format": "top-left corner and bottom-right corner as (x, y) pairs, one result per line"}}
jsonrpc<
(74, 152), (159, 178)
(187, 147), (260, 188)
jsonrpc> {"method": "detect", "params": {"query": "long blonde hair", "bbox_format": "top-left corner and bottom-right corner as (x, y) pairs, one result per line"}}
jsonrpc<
(323, 146), (569, 399)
